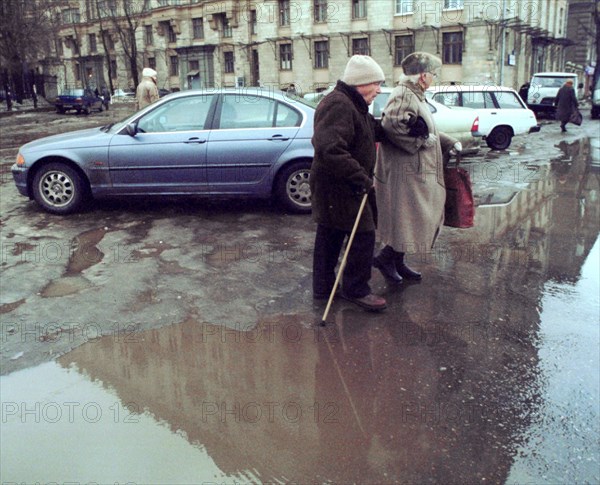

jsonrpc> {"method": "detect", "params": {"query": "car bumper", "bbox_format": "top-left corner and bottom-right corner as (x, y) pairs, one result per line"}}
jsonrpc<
(529, 125), (541, 133)
(11, 164), (29, 197)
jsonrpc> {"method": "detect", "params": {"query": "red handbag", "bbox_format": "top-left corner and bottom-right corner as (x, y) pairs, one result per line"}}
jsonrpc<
(443, 155), (475, 228)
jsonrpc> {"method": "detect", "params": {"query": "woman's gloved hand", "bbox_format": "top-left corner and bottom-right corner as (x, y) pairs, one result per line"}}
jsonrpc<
(406, 115), (429, 138)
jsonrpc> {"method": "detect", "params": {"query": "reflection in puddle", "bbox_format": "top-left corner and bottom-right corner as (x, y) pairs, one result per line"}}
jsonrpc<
(0, 361), (233, 483)
(2, 315), (541, 483)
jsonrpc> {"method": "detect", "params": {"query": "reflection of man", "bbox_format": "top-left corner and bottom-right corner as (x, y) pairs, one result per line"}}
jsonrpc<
(136, 67), (159, 110)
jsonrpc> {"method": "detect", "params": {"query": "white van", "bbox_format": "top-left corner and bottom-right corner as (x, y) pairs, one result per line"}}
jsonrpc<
(527, 72), (579, 116)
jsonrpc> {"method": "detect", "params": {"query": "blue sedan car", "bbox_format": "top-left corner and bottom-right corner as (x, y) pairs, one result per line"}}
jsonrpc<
(12, 89), (316, 214)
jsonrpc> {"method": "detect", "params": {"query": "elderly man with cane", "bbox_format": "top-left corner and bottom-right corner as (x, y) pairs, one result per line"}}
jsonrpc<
(311, 55), (387, 313)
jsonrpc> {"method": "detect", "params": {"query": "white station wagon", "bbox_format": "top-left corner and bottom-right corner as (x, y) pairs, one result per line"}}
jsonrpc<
(426, 85), (540, 150)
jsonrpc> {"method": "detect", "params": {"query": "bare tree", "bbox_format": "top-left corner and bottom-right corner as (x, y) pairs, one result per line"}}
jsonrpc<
(0, 0), (58, 104)
(100, 0), (147, 89)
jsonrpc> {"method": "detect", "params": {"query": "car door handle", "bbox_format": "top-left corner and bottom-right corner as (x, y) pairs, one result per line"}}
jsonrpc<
(490, 112), (497, 115)
(184, 137), (207, 144)
(268, 134), (290, 141)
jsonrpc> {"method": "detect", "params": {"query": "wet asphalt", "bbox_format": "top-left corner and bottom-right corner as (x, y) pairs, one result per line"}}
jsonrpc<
(0, 104), (599, 484)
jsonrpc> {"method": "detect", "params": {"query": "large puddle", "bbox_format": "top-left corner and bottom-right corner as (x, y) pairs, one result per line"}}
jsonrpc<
(1, 138), (599, 483)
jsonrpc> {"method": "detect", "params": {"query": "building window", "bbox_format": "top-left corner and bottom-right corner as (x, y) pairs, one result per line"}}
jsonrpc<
(168, 25), (177, 43)
(443, 32), (463, 64)
(97, 0), (116, 18)
(279, 43), (292, 70)
(192, 18), (204, 38)
(110, 59), (117, 76)
(314, 40), (328, 68)
(62, 8), (80, 23)
(250, 10), (257, 35)
(148, 57), (156, 70)
(75, 64), (81, 81)
(104, 32), (114, 50)
(352, 0), (367, 19)
(224, 52), (234, 73)
(86, 0), (97, 20)
(170, 55), (179, 76)
(189, 60), (199, 71)
(279, 0), (290, 26)
(394, 35), (414, 65)
(352, 38), (369, 55)
(88, 34), (97, 52)
(314, 0), (328, 22)
(222, 15), (232, 38)
(395, 0), (413, 15)
(444, 0), (463, 9)
(56, 38), (63, 56)
(145, 25), (153, 45)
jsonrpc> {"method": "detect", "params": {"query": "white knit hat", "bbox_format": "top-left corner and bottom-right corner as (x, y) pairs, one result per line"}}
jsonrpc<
(142, 67), (157, 78)
(341, 55), (385, 86)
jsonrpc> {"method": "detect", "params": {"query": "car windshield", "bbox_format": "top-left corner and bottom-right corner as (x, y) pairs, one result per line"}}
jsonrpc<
(532, 76), (571, 88)
(61, 89), (84, 96)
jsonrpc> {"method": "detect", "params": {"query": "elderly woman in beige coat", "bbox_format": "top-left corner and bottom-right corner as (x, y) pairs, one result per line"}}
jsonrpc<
(374, 52), (461, 283)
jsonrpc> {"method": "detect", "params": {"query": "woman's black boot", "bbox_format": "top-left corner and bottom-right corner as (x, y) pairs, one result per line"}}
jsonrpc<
(395, 252), (422, 280)
(373, 246), (403, 283)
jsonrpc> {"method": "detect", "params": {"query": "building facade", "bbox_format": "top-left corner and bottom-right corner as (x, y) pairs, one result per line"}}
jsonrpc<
(38, 0), (572, 98)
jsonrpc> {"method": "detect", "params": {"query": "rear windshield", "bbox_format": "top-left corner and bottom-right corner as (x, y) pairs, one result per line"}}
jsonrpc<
(532, 76), (572, 88)
(61, 88), (85, 96)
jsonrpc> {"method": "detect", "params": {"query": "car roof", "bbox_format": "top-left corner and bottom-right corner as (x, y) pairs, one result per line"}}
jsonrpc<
(532, 72), (577, 77)
(164, 87), (297, 100)
(427, 85), (517, 92)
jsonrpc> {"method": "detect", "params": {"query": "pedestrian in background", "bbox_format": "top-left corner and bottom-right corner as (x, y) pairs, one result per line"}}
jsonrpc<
(136, 67), (159, 110)
(555, 79), (579, 133)
(374, 52), (461, 283)
(310, 55), (387, 312)
(101, 85), (111, 110)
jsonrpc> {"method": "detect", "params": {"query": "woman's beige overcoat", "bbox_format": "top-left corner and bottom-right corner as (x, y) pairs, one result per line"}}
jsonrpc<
(374, 80), (456, 253)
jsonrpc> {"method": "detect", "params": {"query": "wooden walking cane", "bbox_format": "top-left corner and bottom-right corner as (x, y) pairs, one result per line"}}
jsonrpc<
(320, 192), (369, 326)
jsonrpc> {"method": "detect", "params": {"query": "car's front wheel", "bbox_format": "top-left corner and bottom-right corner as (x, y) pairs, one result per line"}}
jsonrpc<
(32, 163), (88, 214)
(486, 126), (513, 150)
(275, 161), (312, 213)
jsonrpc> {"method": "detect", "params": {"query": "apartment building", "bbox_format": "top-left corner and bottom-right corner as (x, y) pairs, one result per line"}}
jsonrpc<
(40, 0), (572, 97)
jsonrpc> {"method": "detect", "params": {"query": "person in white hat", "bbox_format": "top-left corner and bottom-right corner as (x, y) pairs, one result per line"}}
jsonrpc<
(310, 55), (387, 312)
(135, 67), (159, 110)
(374, 52), (461, 283)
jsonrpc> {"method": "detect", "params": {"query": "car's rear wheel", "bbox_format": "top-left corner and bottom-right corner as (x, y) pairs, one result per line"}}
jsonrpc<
(98, 102), (104, 112)
(275, 161), (312, 213)
(32, 163), (88, 214)
(83, 105), (91, 115)
(486, 126), (513, 150)
(56, 107), (65, 114)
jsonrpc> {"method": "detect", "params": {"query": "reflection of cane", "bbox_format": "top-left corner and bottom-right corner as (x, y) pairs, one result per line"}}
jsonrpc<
(320, 193), (369, 326)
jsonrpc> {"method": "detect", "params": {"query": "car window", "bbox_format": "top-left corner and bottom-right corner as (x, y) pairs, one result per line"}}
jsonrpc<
(219, 94), (279, 129)
(462, 92), (487, 109)
(372, 92), (391, 118)
(493, 91), (524, 109)
(432, 92), (460, 107)
(137, 95), (214, 133)
(275, 102), (302, 127)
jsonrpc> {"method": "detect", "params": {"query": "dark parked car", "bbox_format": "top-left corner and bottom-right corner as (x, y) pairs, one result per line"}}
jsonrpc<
(13, 89), (315, 214)
(55, 88), (104, 114)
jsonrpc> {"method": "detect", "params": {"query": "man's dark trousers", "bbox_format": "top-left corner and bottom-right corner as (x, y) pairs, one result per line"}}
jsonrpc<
(313, 224), (375, 299)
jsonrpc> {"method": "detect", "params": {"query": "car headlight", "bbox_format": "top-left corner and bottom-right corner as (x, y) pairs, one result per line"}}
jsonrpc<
(16, 153), (25, 166)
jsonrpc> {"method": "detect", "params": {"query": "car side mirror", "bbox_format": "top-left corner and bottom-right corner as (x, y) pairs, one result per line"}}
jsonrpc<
(125, 122), (138, 137)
